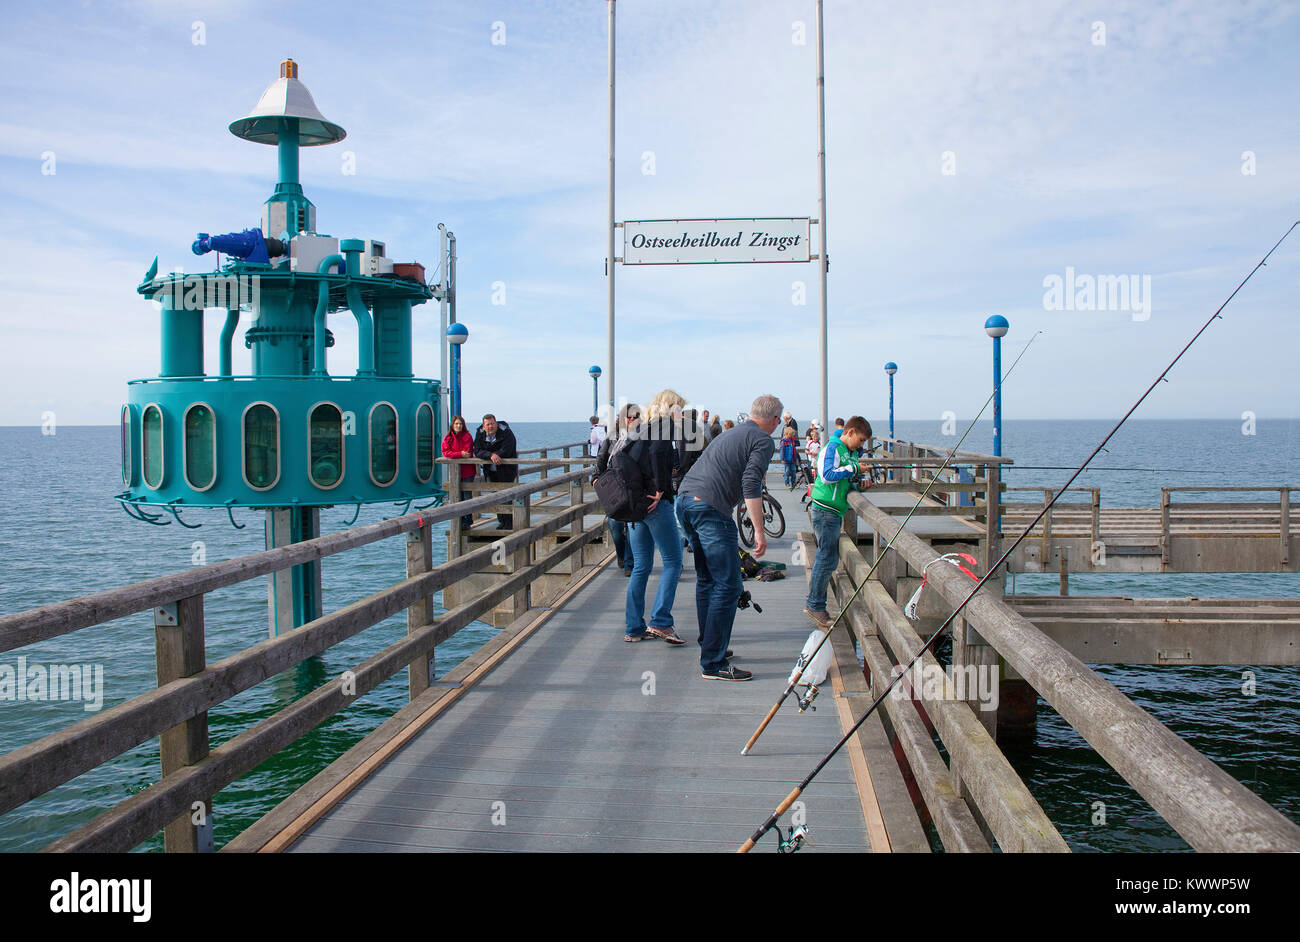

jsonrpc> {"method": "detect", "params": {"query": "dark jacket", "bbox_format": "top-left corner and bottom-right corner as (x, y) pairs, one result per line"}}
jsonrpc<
(673, 415), (708, 494)
(473, 421), (518, 482)
(597, 420), (675, 504)
(677, 419), (775, 517)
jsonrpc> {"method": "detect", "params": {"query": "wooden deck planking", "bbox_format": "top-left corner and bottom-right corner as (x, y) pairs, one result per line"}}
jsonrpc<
(288, 477), (876, 853)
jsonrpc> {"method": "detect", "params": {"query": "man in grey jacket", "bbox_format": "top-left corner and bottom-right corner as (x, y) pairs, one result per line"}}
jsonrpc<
(675, 394), (782, 681)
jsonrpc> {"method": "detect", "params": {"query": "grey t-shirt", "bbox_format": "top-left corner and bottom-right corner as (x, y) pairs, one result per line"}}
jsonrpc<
(677, 420), (775, 516)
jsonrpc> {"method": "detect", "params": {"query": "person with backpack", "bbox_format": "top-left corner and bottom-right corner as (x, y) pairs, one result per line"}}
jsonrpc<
(804, 416), (874, 630)
(779, 425), (800, 490)
(596, 403), (639, 577)
(622, 389), (686, 645)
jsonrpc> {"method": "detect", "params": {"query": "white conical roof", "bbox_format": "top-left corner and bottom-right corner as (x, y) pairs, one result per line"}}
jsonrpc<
(228, 60), (346, 146)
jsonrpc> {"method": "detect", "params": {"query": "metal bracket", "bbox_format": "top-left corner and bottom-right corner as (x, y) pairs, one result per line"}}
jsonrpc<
(154, 603), (178, 627)
(196, 812), (215, 853)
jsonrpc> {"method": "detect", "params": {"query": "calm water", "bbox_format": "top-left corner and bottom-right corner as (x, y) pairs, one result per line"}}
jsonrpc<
(0, 419), (1296, 852)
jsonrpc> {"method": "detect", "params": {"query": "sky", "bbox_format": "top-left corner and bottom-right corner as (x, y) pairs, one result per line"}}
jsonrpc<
(0, 0), (1297, 427)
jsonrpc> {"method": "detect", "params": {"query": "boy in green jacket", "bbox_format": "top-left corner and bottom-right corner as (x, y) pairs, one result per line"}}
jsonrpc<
(804, 416), (873, 629)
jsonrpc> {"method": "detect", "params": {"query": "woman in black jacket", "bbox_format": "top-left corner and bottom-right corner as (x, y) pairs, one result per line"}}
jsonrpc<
(623, 390), (686, 645)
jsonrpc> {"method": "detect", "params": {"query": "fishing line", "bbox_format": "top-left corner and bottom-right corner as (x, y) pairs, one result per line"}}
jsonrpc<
(739, 330), (1042, 755)
(737, 220), (1299, 853)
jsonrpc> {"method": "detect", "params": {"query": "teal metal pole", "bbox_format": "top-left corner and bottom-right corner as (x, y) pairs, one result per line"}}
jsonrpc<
(277, 118), (300, 191)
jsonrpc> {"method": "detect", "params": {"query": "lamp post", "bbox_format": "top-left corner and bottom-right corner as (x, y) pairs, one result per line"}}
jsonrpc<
(447, 323), (468, 419)
(983, 315), (1009, 458)
(884, 361), (898, 444)
(588, 365), (602, 417)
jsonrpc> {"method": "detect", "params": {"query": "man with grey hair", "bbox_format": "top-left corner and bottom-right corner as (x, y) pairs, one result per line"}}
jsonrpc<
(675, 394), (782, 681)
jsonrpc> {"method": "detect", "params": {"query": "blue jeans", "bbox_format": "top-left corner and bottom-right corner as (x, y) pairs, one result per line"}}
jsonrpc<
(783, 460), (798, 487)
(806, 505), (844, 612)
(625, 501), (683, 636)
(676, 497), (742, 671)
(608, 519), (634, 572)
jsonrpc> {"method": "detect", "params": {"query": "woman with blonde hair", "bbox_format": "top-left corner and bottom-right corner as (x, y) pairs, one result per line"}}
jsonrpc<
(622, 389), (686, 644)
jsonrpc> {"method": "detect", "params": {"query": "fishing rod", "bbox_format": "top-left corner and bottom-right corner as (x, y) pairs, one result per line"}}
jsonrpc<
(737, 220), (1299, 853)
(739, 330), (1043, 755)
(1009, 466), (1213, 473)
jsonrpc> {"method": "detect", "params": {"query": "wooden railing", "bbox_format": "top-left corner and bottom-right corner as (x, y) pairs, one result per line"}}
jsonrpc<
(0, 459), (606, 853)
(830, 480), (1300, 852)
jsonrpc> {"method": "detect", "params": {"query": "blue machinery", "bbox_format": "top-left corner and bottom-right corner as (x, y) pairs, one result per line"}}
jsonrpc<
(117, 60), (441, 636)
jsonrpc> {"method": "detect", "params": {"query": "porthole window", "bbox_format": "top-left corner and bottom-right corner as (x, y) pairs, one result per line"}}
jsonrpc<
(121, 405), (134, 487)
(184, 403), (217, 491)
(415, 403), (434, 483)
(142, 403), (164, 489)
(243, 402), (280, 490)
(369, 402), (398, 486)
(309, 402), (344, 489)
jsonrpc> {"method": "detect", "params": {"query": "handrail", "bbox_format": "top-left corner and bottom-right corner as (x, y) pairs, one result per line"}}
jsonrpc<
(0, 451), (606, 852)
(847, 489), (1300, 852)
(0, 469), (587, 653)
(28, 504), (606, 851)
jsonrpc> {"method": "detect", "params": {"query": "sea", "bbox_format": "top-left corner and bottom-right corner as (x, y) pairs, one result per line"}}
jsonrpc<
(0, 418), (1296, 853)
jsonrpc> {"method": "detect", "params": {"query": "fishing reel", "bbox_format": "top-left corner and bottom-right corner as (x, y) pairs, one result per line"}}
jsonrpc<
(771, 823), (810, 854)
(737, 589), (763, 614)
(796, 683), (821, 713)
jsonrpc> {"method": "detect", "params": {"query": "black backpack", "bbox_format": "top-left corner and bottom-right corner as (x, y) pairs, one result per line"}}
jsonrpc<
(594, 441), (650, 522)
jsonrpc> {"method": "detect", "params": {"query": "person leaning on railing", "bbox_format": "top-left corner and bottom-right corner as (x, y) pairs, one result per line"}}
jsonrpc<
(474, 413), (518, 530)
(441, 414), (476, 530)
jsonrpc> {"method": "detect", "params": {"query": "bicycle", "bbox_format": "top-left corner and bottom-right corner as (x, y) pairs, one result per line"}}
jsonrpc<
(737, 486), (785, 548)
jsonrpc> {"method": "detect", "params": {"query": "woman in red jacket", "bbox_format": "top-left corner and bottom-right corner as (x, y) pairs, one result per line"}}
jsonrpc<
(441, 415), (477, 529)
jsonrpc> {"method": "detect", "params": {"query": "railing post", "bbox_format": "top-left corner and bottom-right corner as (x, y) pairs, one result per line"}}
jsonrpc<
(406, 519), (434, 700)
(980, 464), (999, 578)
(570, 472), (586, 570)
(448, 461), (465, 557)
(155, 594), (211, 853)
(1039, 486), (1053, 567)
(510, 492), (533, 618)
(1281, 487), (1291, 567)
(540, 448), (549, 495)
(1160, 487), (1171, 569)
(1091, 488), (1101, 553)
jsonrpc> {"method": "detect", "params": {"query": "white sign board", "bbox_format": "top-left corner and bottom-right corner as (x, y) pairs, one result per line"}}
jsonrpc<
(622, 217), (811, 264)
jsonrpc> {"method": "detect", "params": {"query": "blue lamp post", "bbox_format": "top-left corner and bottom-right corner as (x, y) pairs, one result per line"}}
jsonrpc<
(447, 323), (468, 418)
(984, 315), (1009, 458)
(588, 365), (602, 416)
(884, 362), (898, 444)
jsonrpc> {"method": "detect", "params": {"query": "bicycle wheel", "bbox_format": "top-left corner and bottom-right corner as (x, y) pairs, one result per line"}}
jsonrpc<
(737, 505), (756, 548)
(762, 492), (785, 538)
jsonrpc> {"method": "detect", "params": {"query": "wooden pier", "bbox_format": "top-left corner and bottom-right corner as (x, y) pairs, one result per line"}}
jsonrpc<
(1, 437), (1298, 853)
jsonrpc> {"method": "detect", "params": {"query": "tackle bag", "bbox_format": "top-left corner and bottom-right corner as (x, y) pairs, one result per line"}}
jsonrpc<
(593, 443), (650, 523)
